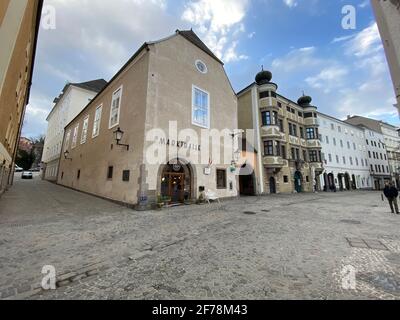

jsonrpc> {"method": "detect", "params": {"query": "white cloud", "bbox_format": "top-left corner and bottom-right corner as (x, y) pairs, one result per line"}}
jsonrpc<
(305, 67), (348, 93)
(271, 46), (326, 73)
(283, 0), (298, 8)
(345, 22), (383, 57)
(182, 0), (249, 62)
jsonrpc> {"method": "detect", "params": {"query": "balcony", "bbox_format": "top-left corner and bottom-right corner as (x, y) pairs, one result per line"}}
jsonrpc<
(261, 125), (281, 139)
(304, 117), (319, 127)
(310, 162), (324, 173)
(306, 139), (322, 149)
(263, 155), (286, 168)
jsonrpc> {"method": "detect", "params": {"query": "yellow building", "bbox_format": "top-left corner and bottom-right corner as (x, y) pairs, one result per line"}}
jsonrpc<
(0, 0), (43, 195)
(237, 69), (324, 195)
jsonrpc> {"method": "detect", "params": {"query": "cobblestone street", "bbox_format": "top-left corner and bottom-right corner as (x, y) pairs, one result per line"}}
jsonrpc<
(0, 176), (400, 300)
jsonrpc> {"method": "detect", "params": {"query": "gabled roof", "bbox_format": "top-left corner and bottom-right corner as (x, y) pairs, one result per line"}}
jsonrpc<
(344, 115), (399, 133)
(176, 29), (224, 65)
(71, 79), (108, 93)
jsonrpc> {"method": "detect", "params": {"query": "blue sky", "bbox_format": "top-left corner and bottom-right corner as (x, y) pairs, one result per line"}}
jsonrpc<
(23, 0), (399, 138)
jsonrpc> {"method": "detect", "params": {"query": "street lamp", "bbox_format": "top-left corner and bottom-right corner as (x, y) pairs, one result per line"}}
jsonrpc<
(64, 150), (72, 161)
(113, 127), (130, 151)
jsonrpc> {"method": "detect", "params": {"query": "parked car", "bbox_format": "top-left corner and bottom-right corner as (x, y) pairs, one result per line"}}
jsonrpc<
(21, 171), (33, 179)
(15, 165), (23, 172)
(29, 167), (41, 172)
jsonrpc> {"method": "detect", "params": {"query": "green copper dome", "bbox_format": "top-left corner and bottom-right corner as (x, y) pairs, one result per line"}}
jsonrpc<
(255, 69), (272, 85)
(297, 95), (312, 106)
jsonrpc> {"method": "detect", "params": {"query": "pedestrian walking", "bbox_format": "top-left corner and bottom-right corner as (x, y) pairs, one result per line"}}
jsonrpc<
(383, 182), (400, 214)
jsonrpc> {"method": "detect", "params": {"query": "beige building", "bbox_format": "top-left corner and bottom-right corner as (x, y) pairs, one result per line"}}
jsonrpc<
(371, 0), (400, 115)
(57, 30), (239, 209)
(237, 70), (324, 195)
(42, 79), (107, 181)
(0, 0), (43, 195)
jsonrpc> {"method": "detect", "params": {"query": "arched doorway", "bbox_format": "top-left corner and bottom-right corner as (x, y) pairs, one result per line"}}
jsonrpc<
(239, 164), (256, 196)
(351, 174), (357, 190)
(328, 173), (335, 191)
(160, 160), (193, 204)
(338, 174), (344, 191)
(269, 177), (276, 194)
(294, 171), (302, 193)
(344, 173), (351, 190)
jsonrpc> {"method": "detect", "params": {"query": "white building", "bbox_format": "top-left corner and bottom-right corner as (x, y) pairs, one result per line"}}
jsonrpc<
(364, 127), (391, 190)
(345, 115), (399, 188)
(318, 113), (371, 191)
(42, 79), (107, 180)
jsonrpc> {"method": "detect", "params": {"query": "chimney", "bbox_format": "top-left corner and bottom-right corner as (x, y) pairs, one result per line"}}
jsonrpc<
(347, 115), (351, 119)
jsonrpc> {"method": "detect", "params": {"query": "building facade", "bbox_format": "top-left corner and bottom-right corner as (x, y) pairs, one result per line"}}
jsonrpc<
(0, 0), (43, 195)
(364, 127), (391, 189)
(318, 113), (371, 191)
(42, 80), (107, 181)
(371, 0), (400, 115)
(57, 30), (239, 208)
(237, 70), (324, 195)
(345, 115), (399, 188)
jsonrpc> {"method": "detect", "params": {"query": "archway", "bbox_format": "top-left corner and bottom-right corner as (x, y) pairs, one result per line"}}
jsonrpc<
(269, 177), (276, 194)
(294, 171), (302, 193)
(351, 174), (357, 190)
(338, 174), (344, 191)
(239, 164), (256, 196)
(328, 173), (335, 191)
(344, 173), (351, 190)
(159, 160), (193, 204)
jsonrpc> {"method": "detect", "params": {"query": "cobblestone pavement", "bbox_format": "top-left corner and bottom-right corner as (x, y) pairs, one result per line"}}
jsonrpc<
(0, 176), (400, 300)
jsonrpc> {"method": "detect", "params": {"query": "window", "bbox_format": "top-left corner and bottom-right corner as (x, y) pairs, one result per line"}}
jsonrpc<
(336, 155), (340, 163)
(264, 141), (274, 156)
(306, 128), (315, 140)
(192, 86), (210, 128)
(107, 166), (113, 180)
(92, 105), (103, 138)
(64, 130), (71, 151)
(77, 170), (81, 180)
(281, 145), (287, 159)
(122, 170), (130, 182)
(347, 141), (351, 149)
(350, 157), (353, 165)
(109, 86), (123, 129)
(353, 143), (356, 150)
(333, 138), (337, 146)
(368, 151), (371, 158)
(340, 140), (343, 148)
(195, 60), (207, 74)
(216, 169), (227, 189)
(300, 127), (304, 139)
(309, 150), (318, 162)
(260, 91), (270, 99)
(81, 115), (89, 144)
(343, 156), (346, 164)
(338, 126), (342, 133)
(328, 154), (332, 162)
(72, 124), (79, 149)
(303, 150), (307, 161)
(261, 111), (272, 126)
(326, 136), (329, 144)
(331, 123), (335, 130)
(284, 176), (289, 183)
(288, 123), (297, 136)
(279, 119), (284, 132)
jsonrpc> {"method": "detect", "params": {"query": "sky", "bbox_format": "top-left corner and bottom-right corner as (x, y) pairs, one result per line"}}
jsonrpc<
(22, 0), (399, 138)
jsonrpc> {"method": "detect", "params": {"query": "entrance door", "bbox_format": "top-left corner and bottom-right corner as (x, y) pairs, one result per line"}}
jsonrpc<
(294, 171), (302, 193)
(161, 163), (191, 204)
(269, 177), (276, 194)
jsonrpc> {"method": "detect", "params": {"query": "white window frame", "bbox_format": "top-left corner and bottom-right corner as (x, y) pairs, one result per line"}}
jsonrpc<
(195, 60), (208, 74)
(109, 85), (123, 129)
(64, 129), (71, 152)
(192, 85), (210, 129)
(71, 124), (79, 149)
(92, 104), (103, 138)
(81, 115), (90, 144)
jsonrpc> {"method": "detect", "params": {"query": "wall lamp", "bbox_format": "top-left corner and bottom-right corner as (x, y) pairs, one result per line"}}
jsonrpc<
(113, 127), (130, 151)
(64, 150), (72, 161)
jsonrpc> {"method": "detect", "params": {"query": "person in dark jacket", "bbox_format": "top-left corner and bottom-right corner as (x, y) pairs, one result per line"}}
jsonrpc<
(383, 182), (399, 214)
